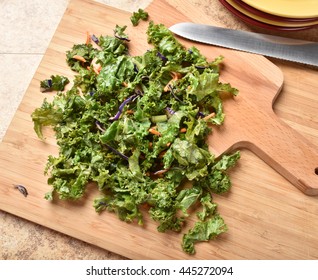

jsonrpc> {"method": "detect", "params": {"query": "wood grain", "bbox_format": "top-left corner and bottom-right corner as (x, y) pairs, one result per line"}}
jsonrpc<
(1, 0), (318, 259)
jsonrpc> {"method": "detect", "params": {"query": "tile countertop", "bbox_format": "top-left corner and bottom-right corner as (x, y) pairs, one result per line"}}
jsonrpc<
(1, 0), (318, 260)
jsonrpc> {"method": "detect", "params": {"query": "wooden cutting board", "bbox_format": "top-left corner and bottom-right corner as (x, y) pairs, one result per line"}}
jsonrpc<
(1, 0), (318, 259)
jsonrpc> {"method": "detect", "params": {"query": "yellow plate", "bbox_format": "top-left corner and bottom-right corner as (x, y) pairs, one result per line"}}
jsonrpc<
(241, 0), (318, 18)
(227, 0), (318, 27)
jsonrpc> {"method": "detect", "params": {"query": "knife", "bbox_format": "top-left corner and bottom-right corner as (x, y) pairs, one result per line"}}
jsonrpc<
(169, 22), (318, 67)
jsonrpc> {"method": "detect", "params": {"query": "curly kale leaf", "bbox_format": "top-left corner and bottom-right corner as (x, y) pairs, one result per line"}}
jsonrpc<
(130, 8), (149, 26)
(182, 214), (228, 255)
(40, 75), (69, 92)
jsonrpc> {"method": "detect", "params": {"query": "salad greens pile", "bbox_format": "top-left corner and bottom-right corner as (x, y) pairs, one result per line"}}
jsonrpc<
(31, 20), (240, 255)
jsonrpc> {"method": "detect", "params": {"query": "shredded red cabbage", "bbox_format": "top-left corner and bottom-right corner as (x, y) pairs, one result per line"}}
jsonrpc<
(134, 63), (139, 73)
(169, 85), (184, 104)
(197, 111), (205, 118)
(195, 65), (207, 69)
(115, 35), (130, 42)
(95, 120), (105, 132)
(91, 34), (99, 44)
(103, 143), (129, 161)
(157, 51), (167, 61)
(165, 107), (176, 116)
(109, 94), (138, 121)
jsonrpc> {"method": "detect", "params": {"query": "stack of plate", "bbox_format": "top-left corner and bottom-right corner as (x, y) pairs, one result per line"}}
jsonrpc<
(219, 0), (318, 31)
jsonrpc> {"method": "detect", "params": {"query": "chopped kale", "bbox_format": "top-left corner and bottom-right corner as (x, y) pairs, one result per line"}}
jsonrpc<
(32, 21), (240, 254)
(130, 8), (149, 26)
(40, 75), (69, 92)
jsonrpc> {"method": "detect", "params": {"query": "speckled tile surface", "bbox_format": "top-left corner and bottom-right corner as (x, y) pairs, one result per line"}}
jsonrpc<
(0, 0), (151, 260)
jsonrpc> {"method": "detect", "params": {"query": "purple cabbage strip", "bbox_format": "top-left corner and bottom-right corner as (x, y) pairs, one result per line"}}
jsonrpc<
(134, 63), (139, 73)
(109, 94), (138, 121)
(95, 120), (105, 132)
(103, 143), (129, 161)
(109, 111), (122, 122)
(47, 79), (53, 87)
(157, 51), (167, 61)
(91, 34), (99, 44)
(96, 121), (128, 161)
(195, 65), (207, 69)
(168, 84), (184, 104)
(13, 184), (28, 197)
(165, 107), (176, 116)
(197, 111), (205, 118)
(115, 35), (130, 42)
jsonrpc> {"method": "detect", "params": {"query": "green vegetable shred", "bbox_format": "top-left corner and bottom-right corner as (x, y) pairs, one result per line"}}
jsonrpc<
(130, 8), (149, 26)
(31, 20), (240, 255)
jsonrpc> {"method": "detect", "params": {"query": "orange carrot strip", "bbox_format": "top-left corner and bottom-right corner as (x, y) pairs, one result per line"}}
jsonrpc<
(140, 202), (151, 210)
(179, 128), (187, 133)
(72, 55), (86, 63)
(126, 109), (134, 115)
(158, 150), (167, 158)
(153, 169), (169, 175)
(203, 112), (216, 121)
(93, 65), (102, 75)
(149, 128), (161, 136)
(164, 71), (182, 92)
(86, 31), (91, 45)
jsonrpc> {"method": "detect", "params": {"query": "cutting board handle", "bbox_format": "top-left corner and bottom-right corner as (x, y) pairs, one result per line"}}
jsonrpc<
(238, 110), (318, 196)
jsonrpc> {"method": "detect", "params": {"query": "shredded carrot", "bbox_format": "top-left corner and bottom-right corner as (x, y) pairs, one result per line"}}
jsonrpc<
(85, 31), (91, 45)
(125, 109), (134, 115)
(158, 150), (166, 158)
(164, 83), (171, 92)
(203, 112), (216, 121)
(171, 71), (182, 80)
(153, 169), (169, 176)
(122, 81), (128, 87)
(179, 127), (187, 133)
(164, 71), (182, 92)
(90, 57), (102, 75)
(166, 142), (171, 147)
(93, 65), (102, 75)
(140, 202), (151, 210)
(149, 127), (161, 136)
(72, 55), (86, 63)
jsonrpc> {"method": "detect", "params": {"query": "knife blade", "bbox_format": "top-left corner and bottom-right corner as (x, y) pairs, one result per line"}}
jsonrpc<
(169, 22), (318, 67)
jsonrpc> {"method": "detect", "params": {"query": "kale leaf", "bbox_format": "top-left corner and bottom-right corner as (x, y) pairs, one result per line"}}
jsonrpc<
(40, 75), (69, 92)
(130, 8), (149, 26)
